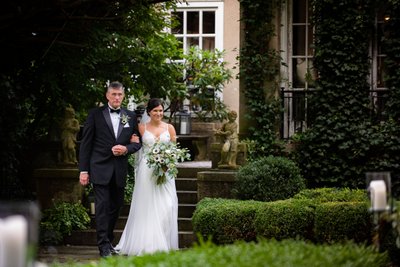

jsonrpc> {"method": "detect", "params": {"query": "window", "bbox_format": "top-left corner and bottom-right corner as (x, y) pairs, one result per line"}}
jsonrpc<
(280, 0), (388, 138)
(370, 7), (388, 121)
(281, 0), (314, 139)
(171, 2), (223, 54)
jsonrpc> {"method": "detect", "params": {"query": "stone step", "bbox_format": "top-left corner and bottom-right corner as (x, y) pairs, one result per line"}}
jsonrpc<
(175, 177), (197, 191)
(64, 229), (196, 248)
(178, 203), (196, 218)
(92, 216), (193, 231)
(178, 190), (198, 204)
(97, 203), (197, 225)
(177, 166), (211, 179)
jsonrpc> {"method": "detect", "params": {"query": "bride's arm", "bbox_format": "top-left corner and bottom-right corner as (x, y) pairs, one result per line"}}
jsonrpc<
(168, 123), (177, 142)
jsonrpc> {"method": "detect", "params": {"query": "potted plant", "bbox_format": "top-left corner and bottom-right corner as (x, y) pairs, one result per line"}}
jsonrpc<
(182, 47), (233, 123)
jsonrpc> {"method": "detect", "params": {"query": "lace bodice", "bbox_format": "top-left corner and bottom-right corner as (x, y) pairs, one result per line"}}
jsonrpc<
(142, 124), (171, 152)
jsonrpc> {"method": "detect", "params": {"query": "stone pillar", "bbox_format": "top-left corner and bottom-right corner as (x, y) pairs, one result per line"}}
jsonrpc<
(34, 168), (83, 210)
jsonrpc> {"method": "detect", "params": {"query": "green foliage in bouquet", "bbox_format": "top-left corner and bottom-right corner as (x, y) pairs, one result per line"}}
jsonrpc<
(145, 141), (191, 185)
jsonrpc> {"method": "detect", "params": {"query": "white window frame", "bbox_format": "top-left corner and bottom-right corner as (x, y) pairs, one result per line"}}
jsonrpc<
(175, 1), (224, 54)
(280, 0), (313, 139)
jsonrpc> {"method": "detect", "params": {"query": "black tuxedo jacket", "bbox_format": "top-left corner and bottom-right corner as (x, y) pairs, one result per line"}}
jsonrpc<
(78, 106), (141, 188)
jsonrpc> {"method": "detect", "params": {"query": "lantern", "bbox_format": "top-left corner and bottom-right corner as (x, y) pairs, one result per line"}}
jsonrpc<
(174, 111), (191, 135)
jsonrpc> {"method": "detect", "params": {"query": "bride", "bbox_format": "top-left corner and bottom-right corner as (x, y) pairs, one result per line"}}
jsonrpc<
(115, 98), (179, 255)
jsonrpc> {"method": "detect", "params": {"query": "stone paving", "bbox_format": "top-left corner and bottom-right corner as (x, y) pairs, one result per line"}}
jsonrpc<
(37, 245), (100, 265)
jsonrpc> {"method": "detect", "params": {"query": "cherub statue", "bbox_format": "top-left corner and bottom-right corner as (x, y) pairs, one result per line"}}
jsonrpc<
(61, 106), (80, 164)
(215, 110), (239, 169)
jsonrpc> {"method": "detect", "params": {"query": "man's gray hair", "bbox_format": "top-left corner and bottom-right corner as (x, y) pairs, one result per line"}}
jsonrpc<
(108, 81), (124, 92)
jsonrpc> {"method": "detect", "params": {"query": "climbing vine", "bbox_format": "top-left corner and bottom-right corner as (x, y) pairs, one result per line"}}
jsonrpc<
(238, 0), (283, 157)
(296, 0), (400, 191)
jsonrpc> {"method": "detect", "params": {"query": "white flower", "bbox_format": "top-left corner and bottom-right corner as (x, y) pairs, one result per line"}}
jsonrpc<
(120, 114), (130, 125)
(144, 141), (191, 185)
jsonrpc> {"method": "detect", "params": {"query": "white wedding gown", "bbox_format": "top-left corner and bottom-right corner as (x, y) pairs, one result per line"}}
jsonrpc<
(115, 125), (179, 255)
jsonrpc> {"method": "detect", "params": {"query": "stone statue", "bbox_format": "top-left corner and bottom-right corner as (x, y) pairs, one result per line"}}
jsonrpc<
(61, 106), (80, 165)
(215, 110), (239, 169)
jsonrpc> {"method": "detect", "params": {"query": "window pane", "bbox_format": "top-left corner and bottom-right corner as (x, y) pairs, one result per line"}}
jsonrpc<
(293, 58), (306, 87)
(308, 25), (314, 55)
(377, 57), (386, 88)
(187, 11), (199, 34)
(171, 12), (183, 34)
(293, 25), (306, 55)
(293, 0), (306, 23)
(202, 37), (215, 51)
(203, 11), (215, 33)
(186, 37), (199, 51)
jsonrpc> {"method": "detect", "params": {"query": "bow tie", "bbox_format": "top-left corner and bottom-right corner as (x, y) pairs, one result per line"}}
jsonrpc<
(110, 108), (121, 114)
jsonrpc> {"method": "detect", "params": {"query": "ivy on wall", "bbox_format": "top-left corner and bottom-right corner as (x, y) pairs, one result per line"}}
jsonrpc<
(238, 0), (283, 156)
(238, 0), (400, 194)
(296, 0), (400, 192)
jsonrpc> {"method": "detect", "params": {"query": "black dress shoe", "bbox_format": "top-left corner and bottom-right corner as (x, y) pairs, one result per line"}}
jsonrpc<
(100, 249), (112, 258)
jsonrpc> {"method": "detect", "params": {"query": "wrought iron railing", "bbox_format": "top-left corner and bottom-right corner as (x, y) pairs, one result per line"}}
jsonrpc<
(280, 88), (389, 139)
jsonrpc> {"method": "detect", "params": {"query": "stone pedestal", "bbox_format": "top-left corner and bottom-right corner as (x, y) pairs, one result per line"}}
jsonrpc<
(210, 142), (248, 169)
(191, 121), (222, 160)
(197, 170), (237, 201)
(34, 168), (83, 210)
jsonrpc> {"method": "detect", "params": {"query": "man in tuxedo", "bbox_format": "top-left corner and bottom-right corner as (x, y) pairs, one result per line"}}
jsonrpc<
(78, 81), (141, 257)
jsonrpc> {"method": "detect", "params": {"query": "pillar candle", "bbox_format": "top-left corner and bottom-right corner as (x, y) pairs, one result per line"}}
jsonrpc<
(369, 180), (387, 211)
(180, 122), (187, 134)
(0, 215), (28, 267)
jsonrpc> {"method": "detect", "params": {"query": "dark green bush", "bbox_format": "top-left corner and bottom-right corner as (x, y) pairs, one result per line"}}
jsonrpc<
(293, 187), (368, 203)
(254, 199), (315, 241)
(232, 156), (306, 201)
(314, 202), (372, 244)
(192, 198), (262, 244)
(40, 201), (91, 245)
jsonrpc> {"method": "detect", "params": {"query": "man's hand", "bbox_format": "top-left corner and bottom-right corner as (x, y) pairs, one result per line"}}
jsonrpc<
(130, 134), (140, 143)
(79, 172), (90, 186)
(112, 144), (128, 156)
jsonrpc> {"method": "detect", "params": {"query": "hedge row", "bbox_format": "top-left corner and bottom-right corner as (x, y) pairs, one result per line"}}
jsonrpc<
(192, 188), (371, 245)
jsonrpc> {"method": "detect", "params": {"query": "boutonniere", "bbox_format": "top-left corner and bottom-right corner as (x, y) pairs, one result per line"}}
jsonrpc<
(120, 114), (131, 125)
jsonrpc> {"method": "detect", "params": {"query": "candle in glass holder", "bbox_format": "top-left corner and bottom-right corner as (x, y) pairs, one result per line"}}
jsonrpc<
(180, 122), (187, 134)
(0, 215), (28, 267)
(369, 180), (387, 211)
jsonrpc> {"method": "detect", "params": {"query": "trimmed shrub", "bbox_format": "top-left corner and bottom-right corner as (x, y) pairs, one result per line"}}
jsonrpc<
(192, 198), (262, 244)
(314, 202), (372, 244)
(293, 187), (368, 203)
(254, 199), (315, 241)
(233, 156), (306, 201)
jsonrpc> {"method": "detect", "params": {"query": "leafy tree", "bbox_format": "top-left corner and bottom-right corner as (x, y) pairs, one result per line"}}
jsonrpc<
(0, 0), (183, 199)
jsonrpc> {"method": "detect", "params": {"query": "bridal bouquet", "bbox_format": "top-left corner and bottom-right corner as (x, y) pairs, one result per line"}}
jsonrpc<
(145, 141), (191, 185)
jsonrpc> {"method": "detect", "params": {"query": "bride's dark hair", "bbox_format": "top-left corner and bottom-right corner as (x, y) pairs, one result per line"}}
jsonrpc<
(146, 98), (164, 114)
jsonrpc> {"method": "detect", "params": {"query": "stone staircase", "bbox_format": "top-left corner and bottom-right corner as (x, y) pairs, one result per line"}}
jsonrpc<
(64, 164), (211, 249)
